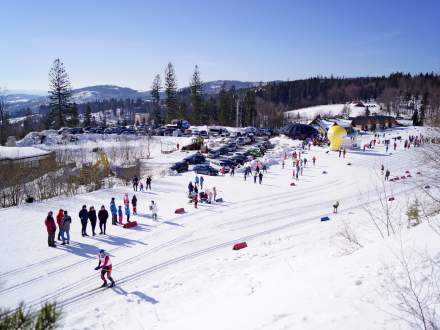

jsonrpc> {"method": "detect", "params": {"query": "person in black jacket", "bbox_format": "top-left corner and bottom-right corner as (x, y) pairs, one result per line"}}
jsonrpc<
(88, 206), (97, 236)
(98, 205), (109, 235)
(79, 205), (89, 237)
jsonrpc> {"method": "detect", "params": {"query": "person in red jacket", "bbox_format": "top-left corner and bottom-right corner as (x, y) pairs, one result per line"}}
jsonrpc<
(94, 249), (115, 288)
(56, 209), (64, 241)
(45, 211), (57, 247)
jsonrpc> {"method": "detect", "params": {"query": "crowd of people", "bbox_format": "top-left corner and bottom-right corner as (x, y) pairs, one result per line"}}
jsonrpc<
(44, 191), (160, 248)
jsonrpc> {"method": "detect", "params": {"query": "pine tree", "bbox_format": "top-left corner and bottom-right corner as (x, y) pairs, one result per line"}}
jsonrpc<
(151, 74), (162, 124)
(48, 58), (72, 129)
(0, 92), (10, 145)
(67, 103), (79, 127)
(205, 96), (218, 124)
(412, 109), (419, 126)
(83, 105), (92, 127)
(190, 65), (203, 124)
(218, 84), (232, 126)
(164, 62), (178, 123)
(243, 90), (256, 126)
(419, 92), (428, 126)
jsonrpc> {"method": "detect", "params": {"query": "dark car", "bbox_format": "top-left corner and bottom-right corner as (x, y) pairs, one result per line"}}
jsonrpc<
(183, 153), (206, 165)
(229, 154), (247, 165)
(207, 149), (221, 159)
(193, 164), (218, 176)
(170, 161), (189, 173)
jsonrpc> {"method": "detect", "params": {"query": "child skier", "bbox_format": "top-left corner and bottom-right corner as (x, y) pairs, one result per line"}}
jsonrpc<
(94, 249), (115, 288)
(118, 206), (123, 224)
(125, 205), (131, 222)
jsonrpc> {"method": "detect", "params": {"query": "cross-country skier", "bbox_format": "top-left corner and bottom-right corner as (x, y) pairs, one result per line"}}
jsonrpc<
(94, 249), (115, 288)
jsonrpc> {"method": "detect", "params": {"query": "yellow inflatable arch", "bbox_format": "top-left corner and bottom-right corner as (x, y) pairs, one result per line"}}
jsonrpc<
(327, 124), (347, 151)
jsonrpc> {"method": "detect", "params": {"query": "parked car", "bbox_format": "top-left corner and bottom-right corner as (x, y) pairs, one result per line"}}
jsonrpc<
(199, 130), (209, 139)
(183, 153), (206, 165)
(207, 149), (221, 159)
(193, 164), (218, 176)
(229, 154), (247, 165)
(247, 148), (263, 158)
(170, 161), (189, 173)
(210, 158), (235, 172)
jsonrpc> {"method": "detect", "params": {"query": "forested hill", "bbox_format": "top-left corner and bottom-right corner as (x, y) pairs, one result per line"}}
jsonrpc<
(250, 73), (440, 113)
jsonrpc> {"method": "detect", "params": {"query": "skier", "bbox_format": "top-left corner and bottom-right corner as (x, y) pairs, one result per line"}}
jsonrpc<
(118, 206), (123, 224)
(132, 176), (139, 191)
(79, 205), (89, 237)
(110, 198), (117, 225)
(393, 142), (397, 151)
(253, 171), (257, 184)
(385, 169), (390, 181)
(125, 205), (131, 222)
(56, 209), (64, 241)
(200, 176), (204, 190)
(282, 160), (285, 169)
(60, 210), (71, 245)
(94, 249), (115, 288)
(98, 205), (108, 235)
(132, 194), (137, 215)
(146, 176), (152, 190)
(381, 164), (385, 175)
(45, 211), (56, 247)
(194, 175), (200, 188)
(149, 200), (158, 221)
(333, 201), (339, 213)
(343, 148), (346, 158)
(258, 171), (263, 184)
(88, 206), (97, 236)
(312, 156), (316, 165)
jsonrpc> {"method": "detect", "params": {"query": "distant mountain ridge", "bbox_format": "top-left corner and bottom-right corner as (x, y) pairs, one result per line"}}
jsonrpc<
(5, 80), (261, 114)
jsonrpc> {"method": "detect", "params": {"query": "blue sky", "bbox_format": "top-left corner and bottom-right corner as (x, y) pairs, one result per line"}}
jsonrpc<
(1, 0), (439, 91)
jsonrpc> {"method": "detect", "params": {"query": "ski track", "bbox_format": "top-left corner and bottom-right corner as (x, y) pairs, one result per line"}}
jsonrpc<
(2, 135), (430, 323)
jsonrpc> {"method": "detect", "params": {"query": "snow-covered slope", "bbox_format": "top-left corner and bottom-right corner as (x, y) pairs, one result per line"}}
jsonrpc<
(284, 102), (382, 121)
(0, 126), (438, 329)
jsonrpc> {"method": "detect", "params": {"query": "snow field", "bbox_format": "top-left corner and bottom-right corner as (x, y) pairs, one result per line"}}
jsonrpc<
(0, 126), (437, 329)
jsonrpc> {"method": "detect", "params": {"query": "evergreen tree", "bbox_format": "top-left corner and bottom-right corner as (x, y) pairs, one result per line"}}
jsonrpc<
(412, 109), (419, 126)
(0, 92), (10, 145)
(48, 58), (72, 129)
(67, 103), (79, 127)
(151, 74), (162, 124)
(164, 62), (178, 123)
(205, 96), (218, 124)
(218, 84), (230, 126)
(23, 109), (33, 135)
(83, 105), (92, 127)
(419, 92), (428, 126)
(243, 90), (256, 126)
(190, 65), (204, 124)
